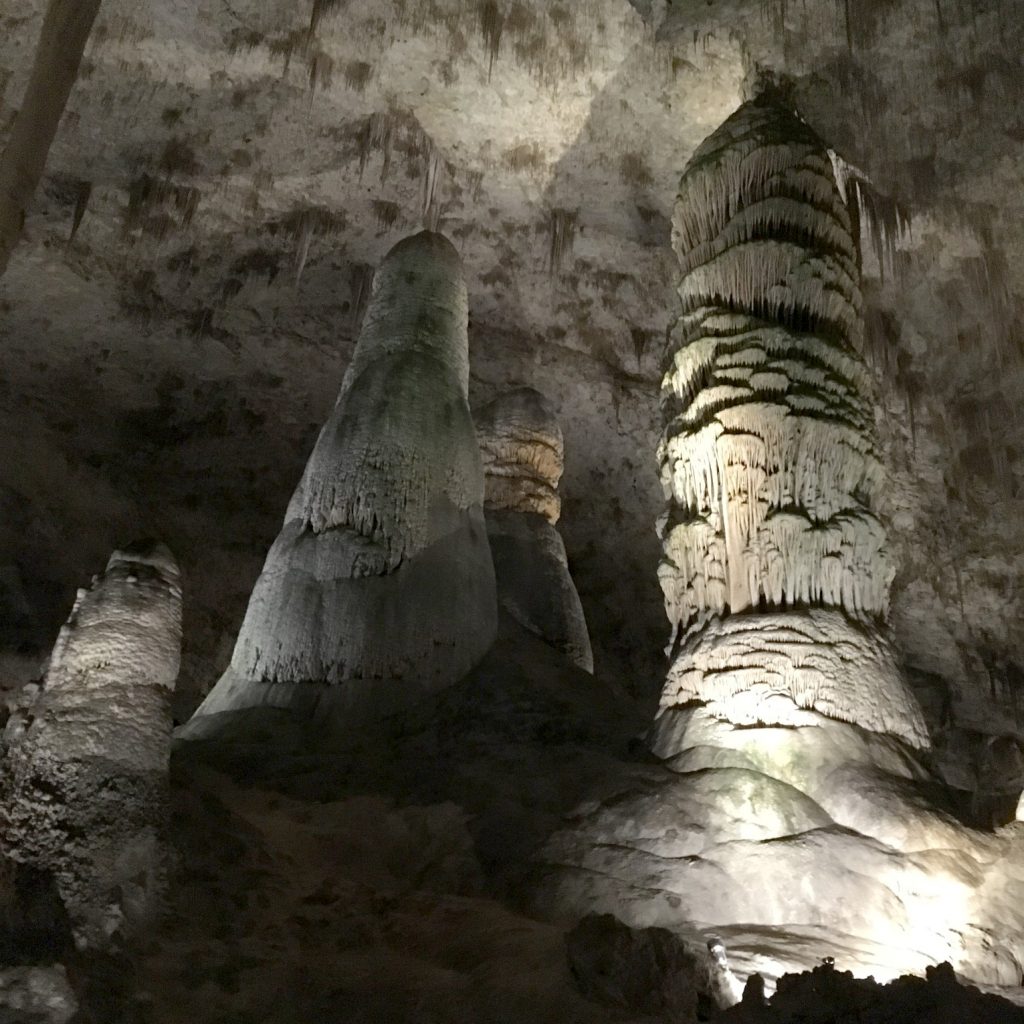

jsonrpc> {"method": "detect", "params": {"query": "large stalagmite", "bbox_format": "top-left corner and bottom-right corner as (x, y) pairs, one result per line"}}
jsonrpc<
(653, 95), (927, 748)
(531, 97), (1024, 991)
(0, 541), (181, 948)
(476, 387), (593, 672)
(182, 231), (497, 733)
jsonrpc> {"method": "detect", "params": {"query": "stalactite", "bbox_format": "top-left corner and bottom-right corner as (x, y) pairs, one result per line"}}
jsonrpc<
(478, 0), (504, 80)
(422, 144), (442, 230)
(358, 112), (395, 182)
(294, 216), (313, 285)
(547, 208), (577, 276)
(349, 261), (374, 330)
(68, 179), (91, 243)
(309, 0), (344, 38)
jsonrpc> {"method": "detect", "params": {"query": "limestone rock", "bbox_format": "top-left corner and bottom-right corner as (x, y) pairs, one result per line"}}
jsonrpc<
(476, 388), (592, 672)
(182, 231), (497, 733)
(0, 541), (181, 948)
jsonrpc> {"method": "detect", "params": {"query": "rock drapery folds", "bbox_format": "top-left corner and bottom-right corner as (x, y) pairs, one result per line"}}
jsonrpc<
(0, 541), (182, 948)
(477, 387), (593, 672)
(657, 96), (927, 747)
(183, 231), (497, 732)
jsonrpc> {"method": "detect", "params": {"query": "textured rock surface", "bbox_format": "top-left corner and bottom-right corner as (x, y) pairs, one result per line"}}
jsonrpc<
(0, 541), (181, 948)
(658, 610), (927, 747)
(477, 388), (593, 671)
(183, 231), (497, 733)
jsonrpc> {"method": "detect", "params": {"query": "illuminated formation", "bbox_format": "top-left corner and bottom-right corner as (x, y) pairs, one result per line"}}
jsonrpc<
(182, 231), (497, 733)
(653, 95), (927, 748)
(534, 97), (1024, 990)
(0, 542), (181, 948)
(476, 387), (593, 672)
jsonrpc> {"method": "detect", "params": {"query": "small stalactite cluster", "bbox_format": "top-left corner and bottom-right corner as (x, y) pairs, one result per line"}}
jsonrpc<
(267, 204), (348, 285)
(546, 207), (577, 276)
(658, 94), (928, 746)
(829, 151), (912, 284)
(124, 173), (200, 240)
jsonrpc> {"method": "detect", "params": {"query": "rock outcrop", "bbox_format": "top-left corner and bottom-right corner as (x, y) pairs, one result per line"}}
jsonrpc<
(476, 388), (593, 672)
(182, 231), (497, 734)
(0, 541), (181, 948)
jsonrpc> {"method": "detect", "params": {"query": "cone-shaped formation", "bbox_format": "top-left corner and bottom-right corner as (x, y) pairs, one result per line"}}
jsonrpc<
(477, 388), (593, 672)
(658, 96), (926, 746)
(0, 541), (181, 948)
(183, 232), (497, 733)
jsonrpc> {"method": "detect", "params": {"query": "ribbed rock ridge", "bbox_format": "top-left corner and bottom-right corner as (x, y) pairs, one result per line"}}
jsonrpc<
(655, 95), (927, 748)
(181, 231), (497, 735)
(476, 388), (593, 672)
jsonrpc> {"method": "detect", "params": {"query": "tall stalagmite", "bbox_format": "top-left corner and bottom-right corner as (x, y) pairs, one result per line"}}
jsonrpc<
(0, 541), (182, 948)
(476, 387), (593, 672)
(183, 231), (497, 734)
(652, 95), (928, 748)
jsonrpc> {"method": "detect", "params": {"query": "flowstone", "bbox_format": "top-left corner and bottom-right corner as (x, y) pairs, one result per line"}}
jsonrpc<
(0, 541), (181, 948)
(181, 231), (497, 735)
(476, 387), (593, 672)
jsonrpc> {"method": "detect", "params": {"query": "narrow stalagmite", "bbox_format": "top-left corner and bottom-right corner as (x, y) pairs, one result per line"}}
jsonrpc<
(653, 95), (928, 748)
(182, 231), (497, 734)
(476, 387), (593, 672)
(0, 541), (182, 948)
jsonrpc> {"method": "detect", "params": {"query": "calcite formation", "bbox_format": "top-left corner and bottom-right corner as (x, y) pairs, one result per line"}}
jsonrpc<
(183, 231), (497, 732)
(477, 388), (593, 672)
(656, 94), (927, 747)
(0, 541), (181, 948)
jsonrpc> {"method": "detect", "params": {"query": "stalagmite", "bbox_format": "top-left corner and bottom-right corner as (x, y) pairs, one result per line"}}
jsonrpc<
(181, 231), (497, 734)
(476, 387), (593, 672)
(0, 541), (182, 948)
(655, 94), (927, 747)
